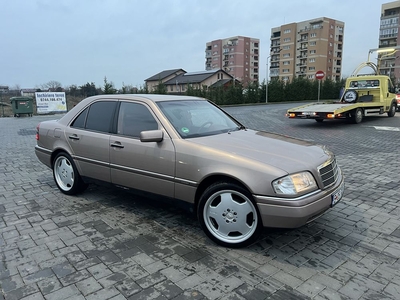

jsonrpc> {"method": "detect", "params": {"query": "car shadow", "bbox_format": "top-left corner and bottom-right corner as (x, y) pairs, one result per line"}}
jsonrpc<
(61, 180), (369, 265)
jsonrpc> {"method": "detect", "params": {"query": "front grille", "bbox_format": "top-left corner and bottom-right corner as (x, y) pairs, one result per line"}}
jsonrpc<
(318, 158), (339, 188)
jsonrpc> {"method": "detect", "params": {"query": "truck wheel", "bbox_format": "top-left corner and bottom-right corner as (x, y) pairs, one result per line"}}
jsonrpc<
(315, 119), (324, 123)
(387, 102), (396, 117)
(352, 108), (363, 124)
(197, 181), (262, 248)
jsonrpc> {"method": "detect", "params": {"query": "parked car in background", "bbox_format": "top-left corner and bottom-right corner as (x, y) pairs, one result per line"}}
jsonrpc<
(35, 94), (344, 248)
(396, 94), (400, 111)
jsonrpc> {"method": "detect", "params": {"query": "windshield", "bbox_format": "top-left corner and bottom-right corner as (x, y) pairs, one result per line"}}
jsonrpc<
(157, 100), (242, 138)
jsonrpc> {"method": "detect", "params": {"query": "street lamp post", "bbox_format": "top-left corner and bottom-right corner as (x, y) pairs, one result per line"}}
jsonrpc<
(0, 91), (3, 117)
(266, 49), (281, 104)
(266, 55), (271, 104)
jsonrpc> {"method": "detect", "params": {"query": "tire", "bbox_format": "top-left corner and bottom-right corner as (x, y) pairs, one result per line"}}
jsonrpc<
(388, 102), (396, 117)
(197, 182), (262, 248)
(351, 108), (363, 124)
(53, 152), (87, 195)
(343, 90), (358, 103)
(315, 119), (324, 123)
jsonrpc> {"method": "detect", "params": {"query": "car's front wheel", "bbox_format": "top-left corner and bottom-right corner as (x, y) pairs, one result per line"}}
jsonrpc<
(53, 152), (87, 195)
(198, 182), (262, 248)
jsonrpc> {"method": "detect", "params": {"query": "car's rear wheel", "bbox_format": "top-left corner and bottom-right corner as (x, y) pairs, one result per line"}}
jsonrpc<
(198, 182), (262, 248)
(53, 152), (87, 195)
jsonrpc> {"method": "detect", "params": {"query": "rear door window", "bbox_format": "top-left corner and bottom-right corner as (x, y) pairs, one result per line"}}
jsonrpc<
(71, 101), (116, 133)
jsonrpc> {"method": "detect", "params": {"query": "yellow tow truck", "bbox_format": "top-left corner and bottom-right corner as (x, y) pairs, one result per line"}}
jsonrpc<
(286, 60), (398, 124)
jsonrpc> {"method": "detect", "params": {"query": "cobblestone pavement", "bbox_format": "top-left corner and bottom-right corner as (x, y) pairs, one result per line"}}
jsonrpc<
(1, 103), (400, 300)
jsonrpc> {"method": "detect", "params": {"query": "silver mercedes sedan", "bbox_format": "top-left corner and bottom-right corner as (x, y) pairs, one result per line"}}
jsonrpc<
(35, 94), (344, 248)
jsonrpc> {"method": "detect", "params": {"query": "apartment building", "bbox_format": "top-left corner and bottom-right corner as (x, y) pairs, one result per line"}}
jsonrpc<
(379, 1), (400, 82)
(270, 17), (344, 82)
(205, 36), (260, 85)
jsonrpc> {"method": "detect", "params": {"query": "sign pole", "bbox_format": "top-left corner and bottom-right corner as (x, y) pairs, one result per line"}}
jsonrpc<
(315, 70), (325, 102)
(318, 80), (321, 102)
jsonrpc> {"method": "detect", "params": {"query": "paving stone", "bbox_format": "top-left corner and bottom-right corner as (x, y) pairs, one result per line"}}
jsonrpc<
(72, 257), (102, 271)
(115, 278), (142, 297)
(36, 275), (62, 295)
(65, 250), (87, 264)
(59, 269), (90, 286)
(154, 279), (183, 299)
(339, 279), (369, 299)
(44, 285), (80, 300)
(234, 283), (271, 300)
(384, 282), (400, 299)
(51, 262), (76, 278)
(87, 263), (113, 280)
(176, 273), (205, 290)
(75, 277), (103, 296)
(314, 288), (348, 300)
(143, 260), (169, 275)
(38, 256), (68, 269)
(2, 107), (400, 300)
(271, 271), (303, 289)
(296, 279), (325, 298)
(132, 252), (156, 267)
(125, 286), (164, 300)
(1, 274), (25, 293)
(19, 291), (46, 300)
(3, 283), (40, 300)
(121, 263), (148, 281)
(23, 268), (55, 285)
(218, 276), (244, 294)
(97, 272), (128, 288)
(194, 281), (225, 300)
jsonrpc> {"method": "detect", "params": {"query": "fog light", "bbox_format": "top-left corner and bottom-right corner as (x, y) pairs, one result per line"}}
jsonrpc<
(327, 114), (335, 118)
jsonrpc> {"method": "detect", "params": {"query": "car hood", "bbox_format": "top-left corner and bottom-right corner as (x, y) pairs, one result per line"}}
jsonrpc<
(190, 129), (330, 173)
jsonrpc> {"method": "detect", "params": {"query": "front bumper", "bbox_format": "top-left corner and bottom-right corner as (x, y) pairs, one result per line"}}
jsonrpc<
(254, 175), (344, 228)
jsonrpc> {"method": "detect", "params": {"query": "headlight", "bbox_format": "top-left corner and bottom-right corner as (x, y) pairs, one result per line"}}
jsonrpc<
(272, 172), (317, 195)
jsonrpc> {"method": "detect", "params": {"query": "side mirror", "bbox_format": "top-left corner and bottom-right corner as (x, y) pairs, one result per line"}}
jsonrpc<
(140, 130), (164, 142)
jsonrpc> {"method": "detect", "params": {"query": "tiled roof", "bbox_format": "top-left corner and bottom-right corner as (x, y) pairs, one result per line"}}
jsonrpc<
(163, 69), (232, 85)
(209, 79), (231, 88)
(145, 69), (186, 81)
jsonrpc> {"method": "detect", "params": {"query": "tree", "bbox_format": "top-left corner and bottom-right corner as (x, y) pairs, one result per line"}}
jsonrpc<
(103, 77), (117, 94)
(152, 80), (167, 94)
(120, 82), (138, 94)
(80, 82), (98, 97)
(41, 80), (62, 91)
(67, 85), (79, 97)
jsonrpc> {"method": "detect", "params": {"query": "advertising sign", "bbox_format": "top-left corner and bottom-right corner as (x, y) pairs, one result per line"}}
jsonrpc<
(35, 92), (67, 114)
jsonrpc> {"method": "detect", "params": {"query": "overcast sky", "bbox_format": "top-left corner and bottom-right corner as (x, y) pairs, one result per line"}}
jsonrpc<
(0, 0), (391, 90)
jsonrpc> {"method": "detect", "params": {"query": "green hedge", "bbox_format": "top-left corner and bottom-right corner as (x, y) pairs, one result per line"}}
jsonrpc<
(184, 78), (346, 105)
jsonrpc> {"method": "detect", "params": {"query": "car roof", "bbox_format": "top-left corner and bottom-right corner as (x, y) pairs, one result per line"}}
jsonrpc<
(84, 94), (207, 103)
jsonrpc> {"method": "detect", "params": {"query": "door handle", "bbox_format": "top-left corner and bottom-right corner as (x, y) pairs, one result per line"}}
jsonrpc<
(110, 142), (124, 149)
(68, 134), (80, 140)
